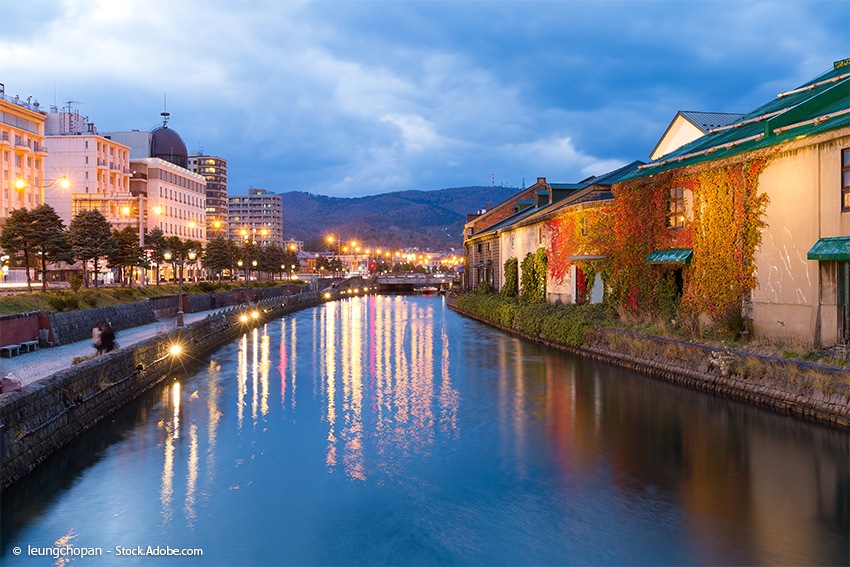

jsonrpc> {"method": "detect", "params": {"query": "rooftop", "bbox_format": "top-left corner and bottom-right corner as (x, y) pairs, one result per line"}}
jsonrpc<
(628, 59), (850, 179)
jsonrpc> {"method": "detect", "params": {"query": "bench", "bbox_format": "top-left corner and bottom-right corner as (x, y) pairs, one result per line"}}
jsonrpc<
(20, 340), (39, 353)
(0, 345), (21, 358)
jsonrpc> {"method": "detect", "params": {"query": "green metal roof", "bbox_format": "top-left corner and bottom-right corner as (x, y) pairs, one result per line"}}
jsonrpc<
(626, 61), (850, 180)
(647, 248), (693, 265)
(807, 236), (850, 261)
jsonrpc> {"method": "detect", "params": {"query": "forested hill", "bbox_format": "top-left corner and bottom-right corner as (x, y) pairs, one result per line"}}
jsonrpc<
(280, 186), (519, 250)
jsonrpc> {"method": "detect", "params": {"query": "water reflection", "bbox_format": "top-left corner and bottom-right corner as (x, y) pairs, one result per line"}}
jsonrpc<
(1, 295), (847, 566)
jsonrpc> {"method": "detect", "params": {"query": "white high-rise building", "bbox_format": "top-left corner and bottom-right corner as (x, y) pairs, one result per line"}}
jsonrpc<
(227, 188), (283, 247)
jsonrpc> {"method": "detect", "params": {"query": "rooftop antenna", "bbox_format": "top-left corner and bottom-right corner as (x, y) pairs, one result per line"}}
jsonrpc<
(65, 100), (81, 134)
(161, 93), (170, 127)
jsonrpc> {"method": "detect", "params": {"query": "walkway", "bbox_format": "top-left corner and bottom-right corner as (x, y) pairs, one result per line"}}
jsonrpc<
(0, 309), (223, 390)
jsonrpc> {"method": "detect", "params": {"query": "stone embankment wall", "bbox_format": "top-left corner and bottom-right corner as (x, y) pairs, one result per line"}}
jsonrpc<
(0, 290), (325, 491)
(49, 303), (157, 345)
(0, 285), (310, 347)
(447, 296), (850, 428)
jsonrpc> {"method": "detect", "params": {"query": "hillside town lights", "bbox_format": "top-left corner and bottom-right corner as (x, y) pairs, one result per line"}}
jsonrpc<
(15, 176), (70, 205)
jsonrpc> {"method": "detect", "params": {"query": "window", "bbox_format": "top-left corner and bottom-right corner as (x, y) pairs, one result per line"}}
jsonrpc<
(580, 216), (588, 237)
(843, 149), (850, 212)
(666, 186), (685, 228)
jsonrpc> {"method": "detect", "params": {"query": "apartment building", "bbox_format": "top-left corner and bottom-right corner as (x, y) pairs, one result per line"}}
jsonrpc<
(0, 86), (47, 221)
(227, 188), (283, 247)
(188, 154), (227, 237)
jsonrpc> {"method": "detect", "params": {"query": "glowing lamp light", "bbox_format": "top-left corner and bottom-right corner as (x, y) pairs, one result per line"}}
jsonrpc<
(169, 344), (182, 356)
(323, 292), (331, 299)
(251, 311), (259, 319)
(240, 314), (249, 323)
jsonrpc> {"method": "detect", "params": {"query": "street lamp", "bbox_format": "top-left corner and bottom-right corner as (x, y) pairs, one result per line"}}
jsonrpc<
(164, 248), (196, 327)
(15, 176), (70, 206)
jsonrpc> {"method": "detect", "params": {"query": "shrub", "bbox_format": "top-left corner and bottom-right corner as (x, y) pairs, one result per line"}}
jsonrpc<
(502, 257), (518, 298)
(46, 291), (80, 312)
(541, 303), (608, 346)
(69, 275), (83, 292)
(78, 290), (99, 307)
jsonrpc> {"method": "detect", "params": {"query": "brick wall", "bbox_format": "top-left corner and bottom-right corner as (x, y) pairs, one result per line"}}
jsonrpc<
(0, 312), (41, 347)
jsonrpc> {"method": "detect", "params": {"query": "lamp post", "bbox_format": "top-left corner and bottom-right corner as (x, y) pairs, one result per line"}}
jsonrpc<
(237, 259), (249, 304)
(15, 176), (70, 206)
(164, 248), (196, 327)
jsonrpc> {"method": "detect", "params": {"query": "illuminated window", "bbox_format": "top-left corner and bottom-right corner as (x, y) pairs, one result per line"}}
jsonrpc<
(666, 186), (685, 229)
(842, 149), (850, 212)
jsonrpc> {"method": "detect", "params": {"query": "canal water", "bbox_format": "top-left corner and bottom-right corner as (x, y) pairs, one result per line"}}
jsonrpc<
(1, 295), (848, 565)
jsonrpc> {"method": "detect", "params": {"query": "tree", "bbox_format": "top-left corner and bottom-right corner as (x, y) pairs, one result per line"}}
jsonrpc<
(315, 255), (331, 276)
(68, 209), (114, 288)
(240, 241), (260, 280)
(107, 226), (143, 286)
(281, 247), (299, 279)
(204, 237), (233, 282)
(164, 236), (186, 282)
(147, 227), (167, 285)
(30, 205), (73, 292)
(184, 239), (203, 282)
(0, 208), (36, 291)
(226, 239), (241, 281)
(259, 244), (284, 280)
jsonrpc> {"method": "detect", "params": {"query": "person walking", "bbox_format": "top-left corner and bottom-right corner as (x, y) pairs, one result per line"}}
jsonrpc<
(101, 322), (116, 353)
(92, 321), (103, 356)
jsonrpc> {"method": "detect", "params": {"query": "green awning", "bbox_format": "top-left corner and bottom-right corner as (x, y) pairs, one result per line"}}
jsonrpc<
(807, 236), (850, 260)
(647, 248), (693, 265)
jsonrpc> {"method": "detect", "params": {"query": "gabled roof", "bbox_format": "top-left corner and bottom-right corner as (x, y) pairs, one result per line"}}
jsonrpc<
(629, 59), (850, 180)
(466, 161), (645, 240)
(680, 111), (744, 133)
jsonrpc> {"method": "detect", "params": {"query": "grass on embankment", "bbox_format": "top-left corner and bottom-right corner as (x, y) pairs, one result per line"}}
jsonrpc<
(454, 289), (850, 370)
(0, 280), (303, 316)
(456, 291), (608, 346)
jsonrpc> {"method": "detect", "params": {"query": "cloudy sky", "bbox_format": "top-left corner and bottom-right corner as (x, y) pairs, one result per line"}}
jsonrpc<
(1, 0), (847, 197)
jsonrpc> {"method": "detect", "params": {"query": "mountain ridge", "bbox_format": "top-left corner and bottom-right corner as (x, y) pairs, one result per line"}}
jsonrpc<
(280, 186), (519, 251)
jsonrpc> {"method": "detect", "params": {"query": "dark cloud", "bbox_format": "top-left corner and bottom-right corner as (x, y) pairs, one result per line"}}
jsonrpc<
(1, 0), (847, 196)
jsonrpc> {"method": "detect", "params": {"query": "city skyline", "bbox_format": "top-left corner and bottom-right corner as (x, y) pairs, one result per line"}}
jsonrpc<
(1, 0), (847, 197)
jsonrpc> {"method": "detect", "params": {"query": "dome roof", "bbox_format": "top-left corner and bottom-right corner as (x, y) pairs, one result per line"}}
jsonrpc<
(150, 124), (188, 168)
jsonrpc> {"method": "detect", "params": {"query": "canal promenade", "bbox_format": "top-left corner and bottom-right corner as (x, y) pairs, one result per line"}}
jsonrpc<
(0, 309), (223, 391)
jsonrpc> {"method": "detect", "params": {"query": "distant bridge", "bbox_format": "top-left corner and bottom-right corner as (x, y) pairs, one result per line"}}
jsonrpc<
(326, 273), (457, 293)
(375, 273), (456, 292)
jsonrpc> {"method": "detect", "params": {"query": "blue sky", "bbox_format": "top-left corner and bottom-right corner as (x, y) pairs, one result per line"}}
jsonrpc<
(1, 0), (847, 196)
